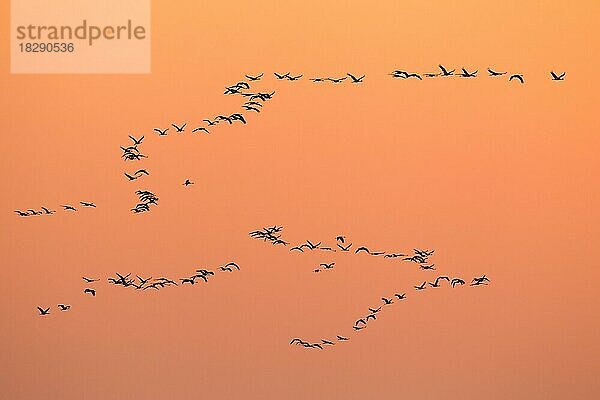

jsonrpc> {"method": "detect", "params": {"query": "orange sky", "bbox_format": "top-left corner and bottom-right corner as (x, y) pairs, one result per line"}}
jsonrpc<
(1, 1), (599, 399)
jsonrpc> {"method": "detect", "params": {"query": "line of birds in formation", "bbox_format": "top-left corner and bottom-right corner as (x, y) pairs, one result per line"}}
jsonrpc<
(290, 274), (491, 350)
(15, 202), (96, 217)
(388, 65), (567, 83)
(250, 227), (439, 272)
(269, 68), (566, 84)
(35, 262), (241, 316)
(118, 73), (276, 214)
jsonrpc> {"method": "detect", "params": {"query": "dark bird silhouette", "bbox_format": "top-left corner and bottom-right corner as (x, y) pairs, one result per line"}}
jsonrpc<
(414, 249), (434, 257)
(438, 64), (455, 76)
(347, 73), (365, 83)
(82, 276), (99, 283)
(230, 113), (246, 124)
(124, 173), (138, 181)
(369, 307), (382, 313)
(192, 127), (210, 134)
(384, 253), (406, 258)
(366, 313), (377, 322)
(488, 68), (506, 76)
(353, 325), (365, 331)
(459, 68), (478, 77)
(551, 71), (566, 81)
(310, 77), (327, 82)
(84, 288), (96, 296)
(183, 179), (194, 186)
(337, 335), (349, 341)
(337, 243), (352, 252)
(181, 277), (197, 285)
(355, 246), (371, 254)
(320, 262), (335, 269)
(203, 119), (219, 126)
(58, 304), (70, 311)
(137, 275), (152, 285)
(509, 74), (525, 83)
(382, 297), (393, 305)
(286, 74), (302, 81)
(171, 123), (187, 132)
(430, 276), (450, 287)
(321, 339), (335, 346)
(128, 135), (144, 145)
(37, 306), (50, 315)
(61, 205), (77, 211)
(41, 207), (56, 215)
(327, 77), (347, 83)
(242, 105), (261, 113)
(134, 169), (149, 176)
(355, 318), (367, 326)
(394, 293), (406, 300)
(406, 73), (422, 80)
(420, 264), (436, 270)
(451, 278), (465, 288)
(216, 115), (232, 124)
(290, 246), (304, 252)
(274, 72), (290, 80)
(245, 73), (263, 81)
(414, 282), (427, 290)
(220, 266), (233, 272)
(335, 235), (345, 243)
(14, 210), (29, 216)
(471, 275), (490, 286)
(224, 262), (240, 270)
(154, 127), (169, 136)
(80, 202), (96, 208)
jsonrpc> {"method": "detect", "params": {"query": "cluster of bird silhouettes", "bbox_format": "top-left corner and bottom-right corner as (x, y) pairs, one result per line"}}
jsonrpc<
(36, 262), (241, 316)
(290, 274), (490, 350)
(131, 190), (159, 214)
(249, 225), (289, 246)
(116, 72), (279, 214)
(15, 202), (96, 217)
(389, 65), (566, 84)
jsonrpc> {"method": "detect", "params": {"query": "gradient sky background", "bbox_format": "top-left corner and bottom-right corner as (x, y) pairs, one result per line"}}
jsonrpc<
(1, 1), (599, 399)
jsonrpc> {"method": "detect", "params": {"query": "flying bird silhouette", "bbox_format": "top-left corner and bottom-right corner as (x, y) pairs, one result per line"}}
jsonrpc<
(154, 128), (169, 136)
(172, 123), (187, 132)
(245, 73), (263, 81)
(84, 288), (96, 296)
(488, 68), (507, 76)
(347, 73), (365, 83)
(128, 135), (144, 145)
(509, 74), (524, 83)
(550, 71), (566, 81)
(37, 307), (50, 315)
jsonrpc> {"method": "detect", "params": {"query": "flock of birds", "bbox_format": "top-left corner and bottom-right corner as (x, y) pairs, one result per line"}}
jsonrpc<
(35, 262), (241, 316)
(250, 227), (442, 272)
(290, 274), (490, 350)
(16, 66), (566, 218)
(15, 202), (97, 217)
(248, 225), (492, 349)
(388, 65), (566, 83)
(26, 68), (508, 350)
